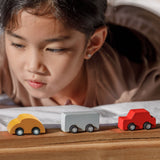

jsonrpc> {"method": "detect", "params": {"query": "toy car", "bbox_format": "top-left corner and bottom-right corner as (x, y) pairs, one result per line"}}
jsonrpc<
(61, 111), (99, 133)
(7, 113), (46, 136)
(118, 109), (156, 131)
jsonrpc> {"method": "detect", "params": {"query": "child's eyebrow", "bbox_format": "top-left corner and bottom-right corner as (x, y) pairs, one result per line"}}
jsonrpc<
(45, 36), (71, 43)
(7, 31), (26, 41)
(6, 31), (71, 43)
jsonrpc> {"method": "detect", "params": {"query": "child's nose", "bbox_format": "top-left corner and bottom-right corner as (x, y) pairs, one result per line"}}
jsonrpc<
(26, 50), (47, 75)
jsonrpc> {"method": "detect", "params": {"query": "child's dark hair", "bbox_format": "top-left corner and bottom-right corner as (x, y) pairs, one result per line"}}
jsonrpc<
(0, 0), (107, 36)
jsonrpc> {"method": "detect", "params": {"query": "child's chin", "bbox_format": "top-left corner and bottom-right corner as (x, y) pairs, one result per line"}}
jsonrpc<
(29, 91), (51, 99)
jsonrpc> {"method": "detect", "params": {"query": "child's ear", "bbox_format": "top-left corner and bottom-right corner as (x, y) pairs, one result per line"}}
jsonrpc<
(84, 26), (107, 60)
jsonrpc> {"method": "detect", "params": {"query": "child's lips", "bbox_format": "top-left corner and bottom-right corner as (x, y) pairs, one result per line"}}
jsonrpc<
(27, 80), (46, 89)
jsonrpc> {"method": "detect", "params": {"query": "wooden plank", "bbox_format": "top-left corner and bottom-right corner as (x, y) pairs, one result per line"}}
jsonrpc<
(0, 139), (160, 160)
(0, 125), (160, 148)
(0, 125), (160, 160)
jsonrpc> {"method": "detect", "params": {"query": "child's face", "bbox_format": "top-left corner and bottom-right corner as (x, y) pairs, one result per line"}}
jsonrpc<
(4, 11), (88, 98)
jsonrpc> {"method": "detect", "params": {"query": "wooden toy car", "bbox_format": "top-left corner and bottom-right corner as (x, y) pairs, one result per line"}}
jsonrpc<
(61, 111), (99, 133)
(118, 109), (156, 131)
(7, 114), (46, 136)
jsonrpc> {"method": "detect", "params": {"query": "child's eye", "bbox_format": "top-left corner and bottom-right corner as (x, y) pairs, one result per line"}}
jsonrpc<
(11, 43), (25, 49)
(46, 48), (65, 53)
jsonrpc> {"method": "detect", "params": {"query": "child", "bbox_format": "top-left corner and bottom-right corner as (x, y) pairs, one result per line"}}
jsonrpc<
(0, 0), (160, 107)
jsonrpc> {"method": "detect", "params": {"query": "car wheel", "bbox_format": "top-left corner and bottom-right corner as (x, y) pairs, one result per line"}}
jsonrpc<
(32, 127), (40, 135)
(143, 122), (152, 130)
(85, 124), (94, 132)
(69, 125), (78, 133)
(128, 123), (136, 131)
(15, 128), (24, 136)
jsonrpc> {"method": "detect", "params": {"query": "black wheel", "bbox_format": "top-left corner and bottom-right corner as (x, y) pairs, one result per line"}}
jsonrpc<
(128, 123), (136, 131)
(143, 122), (152, 130)
(85, 124), (94, 132)
(32, 127), (40, 135)
(69, 125), (78, 133)
(15, 128), (24, 136)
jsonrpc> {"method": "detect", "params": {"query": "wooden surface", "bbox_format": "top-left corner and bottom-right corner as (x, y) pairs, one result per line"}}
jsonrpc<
(0, 125), (160, 160)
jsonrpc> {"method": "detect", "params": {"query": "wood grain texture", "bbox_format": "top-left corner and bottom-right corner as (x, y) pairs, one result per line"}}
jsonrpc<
(0, 125), (160, 160)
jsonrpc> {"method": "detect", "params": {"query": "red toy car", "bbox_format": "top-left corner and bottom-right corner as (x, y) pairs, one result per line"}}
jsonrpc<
(118, 109), (156, 131)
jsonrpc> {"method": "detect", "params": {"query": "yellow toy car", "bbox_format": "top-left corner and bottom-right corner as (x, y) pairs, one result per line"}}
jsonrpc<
(7, 114), (46, 136)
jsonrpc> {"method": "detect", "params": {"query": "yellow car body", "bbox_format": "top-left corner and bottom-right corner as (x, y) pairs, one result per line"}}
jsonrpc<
(7, 114), (46, 135)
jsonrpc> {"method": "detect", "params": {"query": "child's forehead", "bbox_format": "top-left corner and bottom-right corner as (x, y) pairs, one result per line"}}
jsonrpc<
(6, 11), (86, 44)
(5, 0), (58, 31)
(20, 11), (58, 25)
(8, 10), (71, 33)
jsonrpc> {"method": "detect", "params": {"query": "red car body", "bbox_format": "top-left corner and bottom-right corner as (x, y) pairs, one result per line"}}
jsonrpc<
(118, 109), (156, 131)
